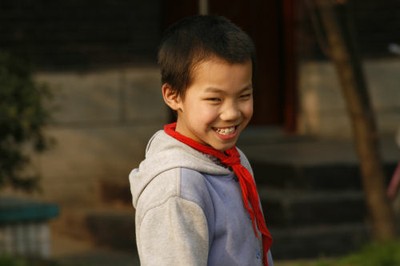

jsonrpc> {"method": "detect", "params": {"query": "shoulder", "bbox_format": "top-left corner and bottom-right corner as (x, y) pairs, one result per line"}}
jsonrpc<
(237, 147), (254, 174)
(136, 168), (180, 213)
(135, 168), (213, 220)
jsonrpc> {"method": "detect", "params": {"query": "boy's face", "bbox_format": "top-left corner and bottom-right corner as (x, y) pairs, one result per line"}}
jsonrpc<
(163, 58), (253, 151)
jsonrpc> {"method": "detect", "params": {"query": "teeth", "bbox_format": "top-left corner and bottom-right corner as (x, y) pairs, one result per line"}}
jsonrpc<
(215, 127), (235, 135)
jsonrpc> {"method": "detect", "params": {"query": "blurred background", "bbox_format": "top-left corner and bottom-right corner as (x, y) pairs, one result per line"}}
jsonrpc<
(0, 0), (399, 265)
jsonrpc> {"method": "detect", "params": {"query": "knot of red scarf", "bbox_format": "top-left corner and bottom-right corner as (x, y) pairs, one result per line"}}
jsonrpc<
(220, 149), (241, 166)
(164, 123), (272, 266)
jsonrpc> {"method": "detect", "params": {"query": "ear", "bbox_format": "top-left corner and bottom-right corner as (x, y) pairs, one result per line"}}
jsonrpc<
(161, 83), (182, 111)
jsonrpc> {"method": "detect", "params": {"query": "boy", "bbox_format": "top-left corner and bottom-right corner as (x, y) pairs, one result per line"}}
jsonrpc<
(129, 15), (273, 266)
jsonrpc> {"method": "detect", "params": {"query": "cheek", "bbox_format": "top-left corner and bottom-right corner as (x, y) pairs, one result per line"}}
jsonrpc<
(242, 102), (254, 118)
(191, 104), (219, 124)
(198, 107), (218, 122)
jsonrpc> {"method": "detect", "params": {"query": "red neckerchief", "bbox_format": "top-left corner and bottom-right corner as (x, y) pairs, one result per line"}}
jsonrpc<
(164, 123), (272, 265)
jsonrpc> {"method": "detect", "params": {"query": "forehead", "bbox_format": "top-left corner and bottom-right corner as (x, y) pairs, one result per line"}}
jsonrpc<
(190, 58), (252, 86)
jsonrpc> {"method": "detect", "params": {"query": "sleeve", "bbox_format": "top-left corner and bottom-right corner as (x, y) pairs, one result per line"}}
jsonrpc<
(137, 196), (209, 266)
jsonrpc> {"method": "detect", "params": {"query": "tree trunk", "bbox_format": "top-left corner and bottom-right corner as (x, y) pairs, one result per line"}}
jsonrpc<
(314, 0), (396, 241)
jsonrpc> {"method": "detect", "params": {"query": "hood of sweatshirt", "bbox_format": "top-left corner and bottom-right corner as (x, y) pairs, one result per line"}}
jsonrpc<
(129, 130), (233, 208)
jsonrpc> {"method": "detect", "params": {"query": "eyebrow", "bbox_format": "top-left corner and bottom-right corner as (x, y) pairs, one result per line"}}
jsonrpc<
(204, 86), (253, 94)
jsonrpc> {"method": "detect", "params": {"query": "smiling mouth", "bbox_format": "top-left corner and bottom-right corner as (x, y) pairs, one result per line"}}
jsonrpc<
(214, 126), (237, 136)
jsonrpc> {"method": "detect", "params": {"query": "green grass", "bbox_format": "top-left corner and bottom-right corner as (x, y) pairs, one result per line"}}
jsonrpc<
(338, 241), (400, 266)
(277, 240), (400, 266)
(0, 255), (58, 266)
(0, 255), (26, 266)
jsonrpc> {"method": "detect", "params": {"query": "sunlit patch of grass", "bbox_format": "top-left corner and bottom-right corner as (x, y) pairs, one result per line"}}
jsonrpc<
(276, 240), (400, 266)
(338, 241), (400, 266)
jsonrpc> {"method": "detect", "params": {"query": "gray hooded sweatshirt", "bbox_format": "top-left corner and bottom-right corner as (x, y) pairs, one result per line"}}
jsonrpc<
(129, 130), (273, 266)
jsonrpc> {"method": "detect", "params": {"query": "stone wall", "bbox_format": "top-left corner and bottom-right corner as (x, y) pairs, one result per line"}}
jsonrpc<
(298, 59), (400, 139)
(31, 66), (166, 247)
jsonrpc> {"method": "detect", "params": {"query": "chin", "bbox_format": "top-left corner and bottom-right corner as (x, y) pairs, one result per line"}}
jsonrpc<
(213, 142), (236, 152)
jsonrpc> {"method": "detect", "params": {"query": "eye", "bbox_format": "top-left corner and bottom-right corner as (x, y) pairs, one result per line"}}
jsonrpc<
(205, 97), (222, 103)
(240, 93), (252, 100)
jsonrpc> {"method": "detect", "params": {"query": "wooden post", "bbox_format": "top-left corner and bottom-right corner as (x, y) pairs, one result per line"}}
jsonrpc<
(314, 0), (396, 240)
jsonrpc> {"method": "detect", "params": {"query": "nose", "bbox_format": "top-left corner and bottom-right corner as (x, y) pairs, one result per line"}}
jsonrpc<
(220, 102), (241, 122)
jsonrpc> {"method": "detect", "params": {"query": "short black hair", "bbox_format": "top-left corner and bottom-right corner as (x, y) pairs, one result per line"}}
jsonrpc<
(158, 15), (256, 97)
